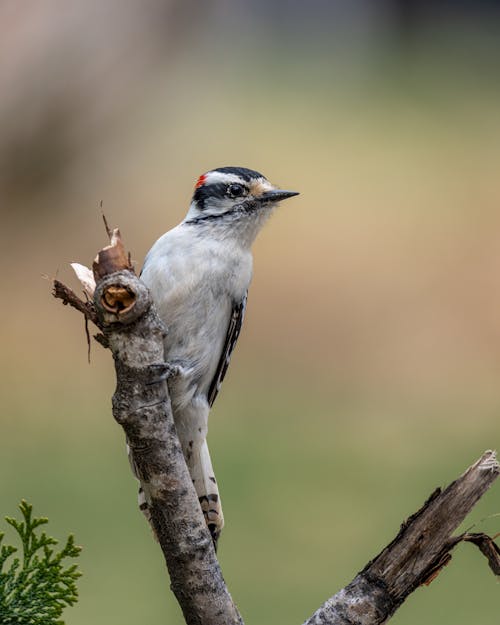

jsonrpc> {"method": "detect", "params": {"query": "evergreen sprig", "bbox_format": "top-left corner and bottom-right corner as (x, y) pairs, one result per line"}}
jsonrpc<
(0, 500), (81, 625)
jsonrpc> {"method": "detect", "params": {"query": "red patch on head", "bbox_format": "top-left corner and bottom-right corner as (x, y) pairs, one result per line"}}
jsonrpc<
(195, 174), (207, 189)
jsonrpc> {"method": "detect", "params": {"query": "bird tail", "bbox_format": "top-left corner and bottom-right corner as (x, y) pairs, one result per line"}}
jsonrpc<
(190, 439), (224, 548)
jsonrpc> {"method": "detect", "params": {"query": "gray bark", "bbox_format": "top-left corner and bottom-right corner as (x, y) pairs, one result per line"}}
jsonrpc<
(303, 450), (499, 625)
(53, 230), (499, 625)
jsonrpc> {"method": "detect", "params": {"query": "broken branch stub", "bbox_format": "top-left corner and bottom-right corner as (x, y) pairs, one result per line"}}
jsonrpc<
(94, 273), (151, 326)
(89, 228), (139, 322)
(92, 228), (132, 279)
(65, 228), (140, 328)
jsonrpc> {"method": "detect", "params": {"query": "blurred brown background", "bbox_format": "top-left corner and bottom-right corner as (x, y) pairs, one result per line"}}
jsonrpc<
(1, 1), (499, 623)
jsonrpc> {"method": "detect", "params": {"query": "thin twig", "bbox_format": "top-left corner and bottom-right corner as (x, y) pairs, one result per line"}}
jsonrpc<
(84, 316), (91, 363)
(53, 279), (99, 326)
(102, 212), (112, 240)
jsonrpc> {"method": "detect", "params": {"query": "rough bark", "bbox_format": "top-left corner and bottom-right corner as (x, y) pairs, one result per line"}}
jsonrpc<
(303, 450), (499, 625)
(52, 228), (499, 625)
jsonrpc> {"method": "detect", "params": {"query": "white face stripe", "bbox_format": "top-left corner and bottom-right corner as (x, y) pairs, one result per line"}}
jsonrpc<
(203, 171), (260, 186)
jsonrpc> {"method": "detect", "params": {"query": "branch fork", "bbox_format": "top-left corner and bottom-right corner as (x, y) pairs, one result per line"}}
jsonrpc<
(53, 224), (499, 625)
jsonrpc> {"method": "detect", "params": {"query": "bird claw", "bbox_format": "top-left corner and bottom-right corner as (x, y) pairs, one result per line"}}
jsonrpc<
(164, 360), (190, 379)
(146, 360), (191, 386)
(145, 363), (171, 385)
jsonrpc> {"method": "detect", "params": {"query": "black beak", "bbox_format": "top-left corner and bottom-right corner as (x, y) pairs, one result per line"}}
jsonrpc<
(259, 189), (299, 204)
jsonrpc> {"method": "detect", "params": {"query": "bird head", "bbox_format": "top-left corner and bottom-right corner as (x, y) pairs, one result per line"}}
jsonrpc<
(185, 167), (298, 234)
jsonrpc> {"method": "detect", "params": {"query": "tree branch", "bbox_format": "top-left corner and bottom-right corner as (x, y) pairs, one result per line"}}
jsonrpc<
(57, 229), (242, 625)
(53, 228), (499, 625)
(304, 450), (499, 625)
(94, 270), (243, 625)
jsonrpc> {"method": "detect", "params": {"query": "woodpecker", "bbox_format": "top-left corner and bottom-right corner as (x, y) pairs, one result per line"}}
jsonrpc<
(138, 166), (298, 546)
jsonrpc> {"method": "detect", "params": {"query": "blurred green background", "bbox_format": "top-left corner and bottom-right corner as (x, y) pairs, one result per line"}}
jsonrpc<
(1, 1), (499, 623)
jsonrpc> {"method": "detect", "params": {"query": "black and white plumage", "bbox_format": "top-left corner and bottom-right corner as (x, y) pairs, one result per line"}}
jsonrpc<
(207, 292), (247, 408)
(139, 166), (298, 546)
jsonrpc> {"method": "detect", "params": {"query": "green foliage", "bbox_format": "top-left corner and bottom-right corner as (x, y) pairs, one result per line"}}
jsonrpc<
(0, 501), (81, 625)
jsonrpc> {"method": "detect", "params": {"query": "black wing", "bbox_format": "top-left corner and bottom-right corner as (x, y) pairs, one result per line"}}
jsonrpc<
(207, 291), (248, 408)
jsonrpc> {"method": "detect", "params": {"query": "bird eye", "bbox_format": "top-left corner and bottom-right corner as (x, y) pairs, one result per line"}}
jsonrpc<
(227, 183), (246, 198)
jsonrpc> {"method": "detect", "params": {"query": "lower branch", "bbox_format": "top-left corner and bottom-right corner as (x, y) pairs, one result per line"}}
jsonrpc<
(304, 450), (499, 625)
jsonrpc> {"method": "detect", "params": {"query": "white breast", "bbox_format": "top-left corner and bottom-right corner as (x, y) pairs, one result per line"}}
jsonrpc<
(141, 224), (252, 405)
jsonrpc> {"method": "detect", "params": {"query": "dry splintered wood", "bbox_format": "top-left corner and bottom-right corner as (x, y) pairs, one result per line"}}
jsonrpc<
(92, 227), (132, 280)
(53, 228), (500, 625)
(303, 450), (499, 625)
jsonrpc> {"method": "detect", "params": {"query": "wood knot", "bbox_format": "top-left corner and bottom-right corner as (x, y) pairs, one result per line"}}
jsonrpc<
(94, 271), (150, 325)
(101, 284), (136, 314)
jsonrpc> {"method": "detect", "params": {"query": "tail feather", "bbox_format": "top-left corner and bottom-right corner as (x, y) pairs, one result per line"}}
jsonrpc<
(190, 440), (224, 548)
